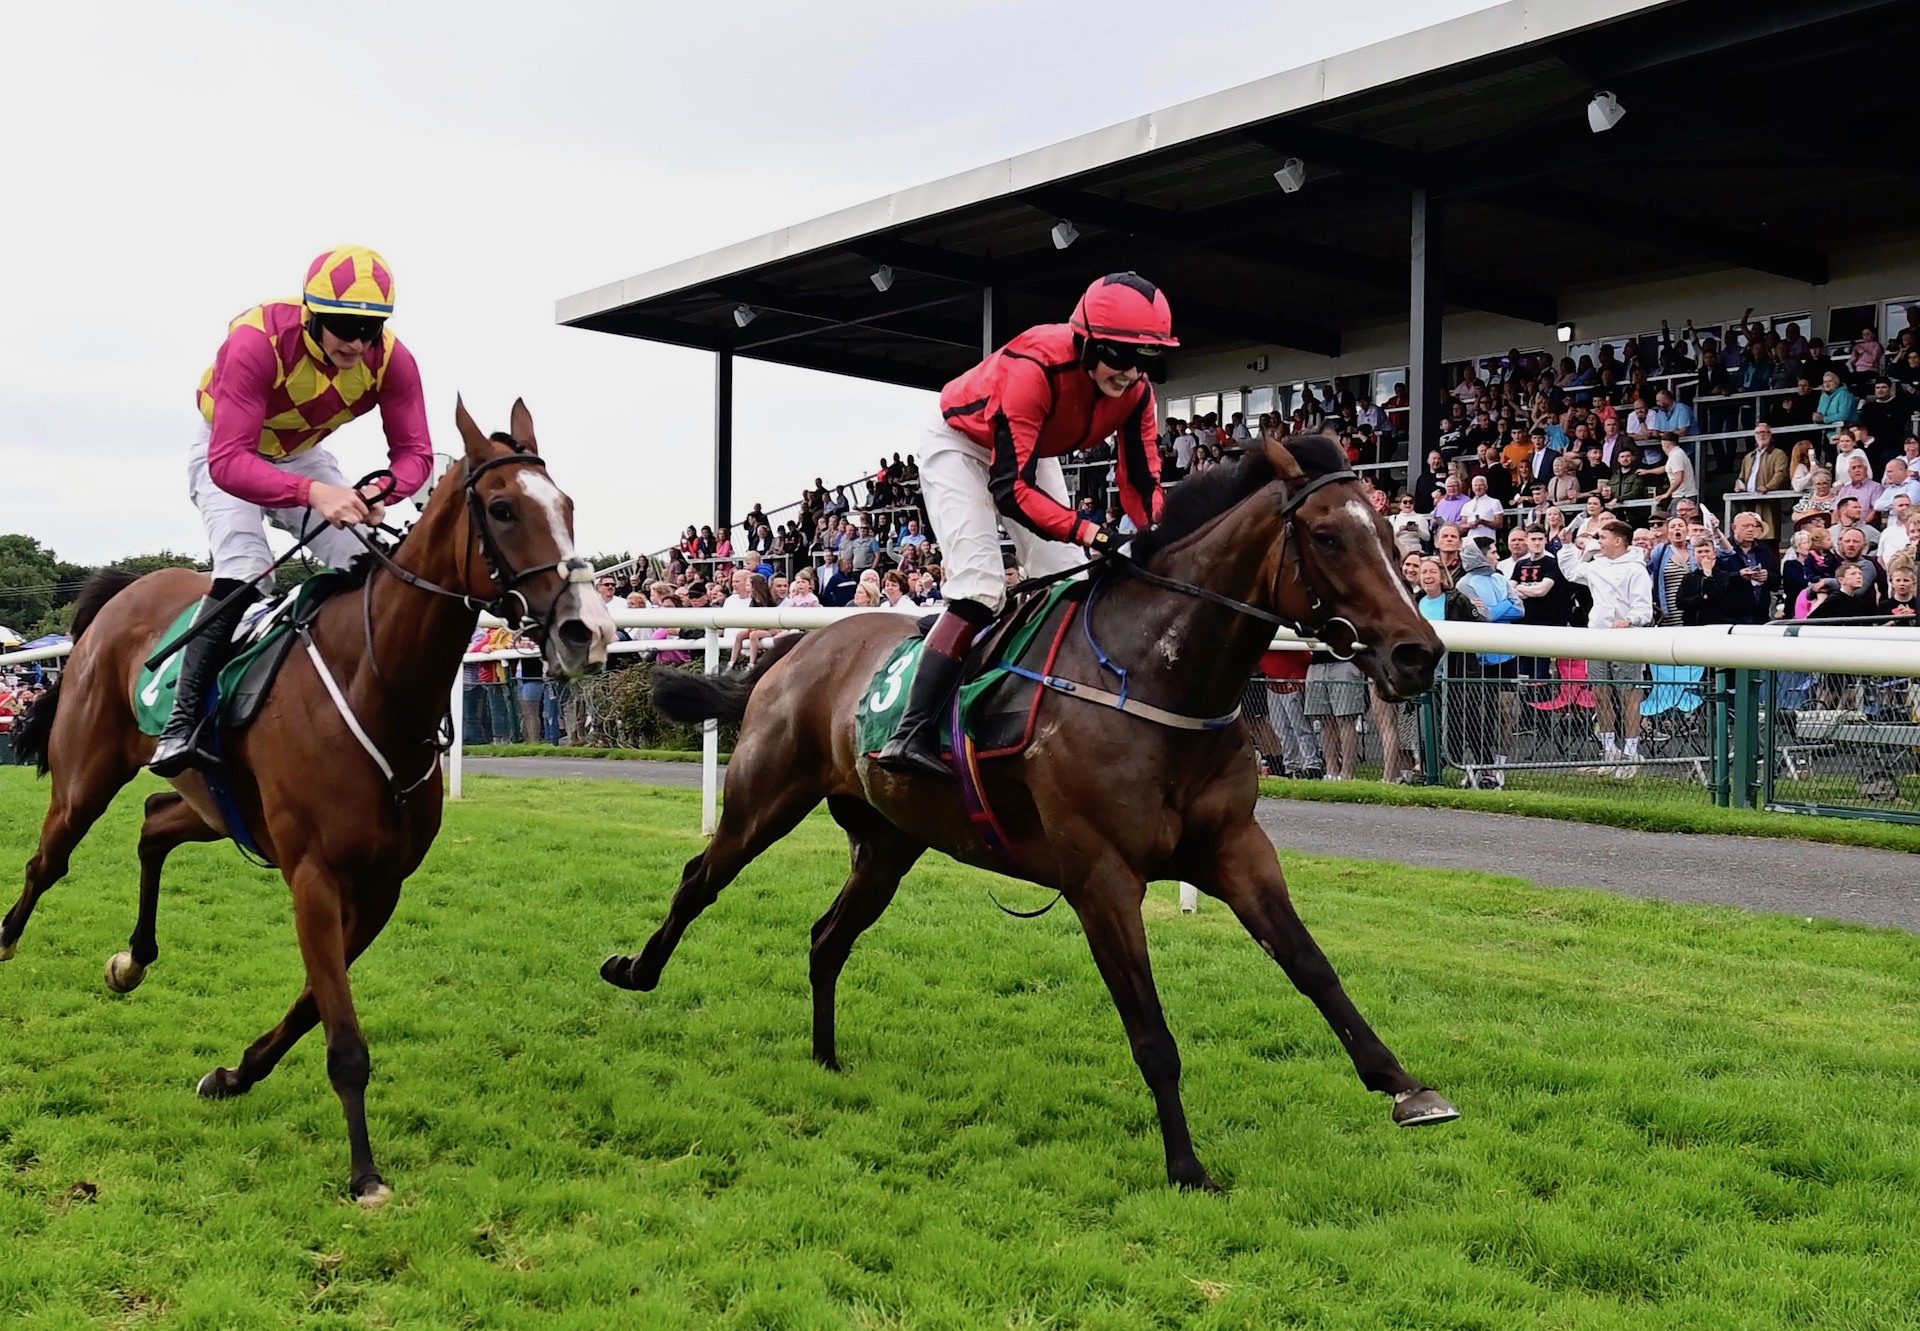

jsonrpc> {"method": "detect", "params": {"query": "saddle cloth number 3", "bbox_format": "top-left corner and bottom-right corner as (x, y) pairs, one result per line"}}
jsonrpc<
(865, 650), (914, 715)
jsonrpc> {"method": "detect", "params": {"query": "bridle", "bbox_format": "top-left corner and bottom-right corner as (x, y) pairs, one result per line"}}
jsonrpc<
(349, 448), (594, 670)
(1106, 467), (1365, 659)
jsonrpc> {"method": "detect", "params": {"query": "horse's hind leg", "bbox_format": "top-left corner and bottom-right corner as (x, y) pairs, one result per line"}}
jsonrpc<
(105, 791), (222, 992)
(0, 748), (137, 962)
(601, 767), (822, 992)
(1200, 820), (1457, 1128)
(809, 797), (922, 1070)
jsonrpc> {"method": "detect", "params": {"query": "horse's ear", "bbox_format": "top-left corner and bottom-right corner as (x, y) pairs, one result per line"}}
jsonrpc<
(508, 398), (538, 454)
(453, 395), (492, 466)
(1262, 431), (1308, 487)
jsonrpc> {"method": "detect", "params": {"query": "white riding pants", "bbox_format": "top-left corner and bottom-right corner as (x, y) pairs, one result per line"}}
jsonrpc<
(917, 419), (1083, 613)
(187, 419), (367, 583)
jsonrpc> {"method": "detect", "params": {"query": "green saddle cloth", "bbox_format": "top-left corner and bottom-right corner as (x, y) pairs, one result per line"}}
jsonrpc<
(856, 582), (1077, 758)
(133, 573), (351, 737)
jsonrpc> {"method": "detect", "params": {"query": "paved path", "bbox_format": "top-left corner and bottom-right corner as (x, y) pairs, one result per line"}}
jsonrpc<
(466, 757), (1917, 931)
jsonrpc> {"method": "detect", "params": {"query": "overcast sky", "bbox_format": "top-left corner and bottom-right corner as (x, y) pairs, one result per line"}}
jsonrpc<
(2, 0), (1496, 566)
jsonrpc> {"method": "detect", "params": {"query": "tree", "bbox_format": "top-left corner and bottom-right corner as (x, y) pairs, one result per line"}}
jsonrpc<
(0, 535), (65, 631)
(107, 551), (206, 578)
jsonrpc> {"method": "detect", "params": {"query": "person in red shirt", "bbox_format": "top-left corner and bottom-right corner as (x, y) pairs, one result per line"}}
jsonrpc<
(875, 272), (1174, 778)
(150, 246), (434, 776)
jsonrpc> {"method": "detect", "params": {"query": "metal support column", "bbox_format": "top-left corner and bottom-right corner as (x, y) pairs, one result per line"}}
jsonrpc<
(1709, 667), (1731, 808)
(982, 285), (1006, 357)
(714, 349), (734, 530)
(1408, 190), (1444, 468)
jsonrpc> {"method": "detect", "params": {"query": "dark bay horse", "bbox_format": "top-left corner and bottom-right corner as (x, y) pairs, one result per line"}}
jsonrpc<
(4, 400), (614, 1206)
(604, 431), (1455, 1191)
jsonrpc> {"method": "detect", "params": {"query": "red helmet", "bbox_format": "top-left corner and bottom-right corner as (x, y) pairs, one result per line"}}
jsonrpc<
(1069, 272), (1178, 348)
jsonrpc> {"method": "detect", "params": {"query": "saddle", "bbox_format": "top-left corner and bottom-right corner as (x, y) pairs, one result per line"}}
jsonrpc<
(134, 571), (355, 738)
(859, 581), (1084, 761)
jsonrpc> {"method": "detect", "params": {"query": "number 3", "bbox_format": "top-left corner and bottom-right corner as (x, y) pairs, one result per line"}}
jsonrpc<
(866, 651), (914, 713)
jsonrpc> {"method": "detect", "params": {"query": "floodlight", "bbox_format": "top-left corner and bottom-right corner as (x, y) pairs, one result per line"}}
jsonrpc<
(1556, 323), (1575, 343)
(1587, 91), (1625, 133)
(1272, 157), (1306, 193)
(869, 265), (894, 293)
(1050, 220), (1079, 251)
(732, 304), (757, 328)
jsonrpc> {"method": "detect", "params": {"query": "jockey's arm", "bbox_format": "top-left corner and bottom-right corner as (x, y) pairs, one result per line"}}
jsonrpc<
(988, 363), (1098, 546)
(374, 339), (435, 507)
(1115, 385), (1165, 532)
(206, 329), (327, 511)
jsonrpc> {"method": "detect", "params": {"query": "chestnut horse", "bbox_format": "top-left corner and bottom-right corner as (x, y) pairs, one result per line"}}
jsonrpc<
(604, 430), (1456, 1191)
(3, 400), (614, 1205)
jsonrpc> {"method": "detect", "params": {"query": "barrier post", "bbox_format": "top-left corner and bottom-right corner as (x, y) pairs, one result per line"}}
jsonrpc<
(1709, 666), (1731, 808)
(1730, 668), (1760, 809)
(448, 672), (464, 800)
(701, 628), (720, 836)
(1417, 687), (1443, 786)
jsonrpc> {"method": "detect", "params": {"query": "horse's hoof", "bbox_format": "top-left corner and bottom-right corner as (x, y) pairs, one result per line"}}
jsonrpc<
(814, 1052), (843, 1073)
(196, 1068), (244, 1099)
(0, 938), (16, 963)
(1393, 1088), (1461, 1128)
(353, 1179), (393, 1210)
(600, 954), (657, 992)
(1171, 1163), (1224, 1193)
(104, 951), (147, 993)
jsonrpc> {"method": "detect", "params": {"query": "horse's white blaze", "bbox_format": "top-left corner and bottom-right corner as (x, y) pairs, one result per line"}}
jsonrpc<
(514, 469), (616, 652)
(1344, 499), (1416, 609)
(515, 469), (575, 558)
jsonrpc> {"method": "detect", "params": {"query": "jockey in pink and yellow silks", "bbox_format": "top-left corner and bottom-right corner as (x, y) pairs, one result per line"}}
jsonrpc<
(150, 246), (436, 777)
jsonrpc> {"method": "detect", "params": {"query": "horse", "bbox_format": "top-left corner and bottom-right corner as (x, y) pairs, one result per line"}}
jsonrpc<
(602, 429), (1455, 1191)
(3, 400), (614, 1206)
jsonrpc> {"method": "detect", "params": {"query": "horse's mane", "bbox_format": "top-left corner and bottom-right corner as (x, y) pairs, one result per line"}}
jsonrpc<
(1130, 434), (1349, 569)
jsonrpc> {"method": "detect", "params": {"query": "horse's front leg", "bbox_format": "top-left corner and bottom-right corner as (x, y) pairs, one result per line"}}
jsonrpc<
(1199, 819), (1458, 1128)
(1071, 864), (1219, 1192)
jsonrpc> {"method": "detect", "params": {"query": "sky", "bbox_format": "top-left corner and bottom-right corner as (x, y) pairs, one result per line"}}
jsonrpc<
(1, 0), (1498, 566)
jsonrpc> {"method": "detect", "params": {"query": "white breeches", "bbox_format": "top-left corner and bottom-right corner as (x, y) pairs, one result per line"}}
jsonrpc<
(917, 419), (1083, 613)
(188, 419), (368, 582)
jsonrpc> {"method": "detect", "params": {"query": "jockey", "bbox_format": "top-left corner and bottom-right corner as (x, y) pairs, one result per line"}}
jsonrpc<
(149, 246), (435, 777)
(875, 272), (1172, 778)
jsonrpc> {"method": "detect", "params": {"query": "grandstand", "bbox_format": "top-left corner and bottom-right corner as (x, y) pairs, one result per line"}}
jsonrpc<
(546, 0), (1920, 821)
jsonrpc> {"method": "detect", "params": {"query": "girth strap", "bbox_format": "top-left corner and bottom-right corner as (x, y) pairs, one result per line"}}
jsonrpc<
(999, 663), (1242, 731)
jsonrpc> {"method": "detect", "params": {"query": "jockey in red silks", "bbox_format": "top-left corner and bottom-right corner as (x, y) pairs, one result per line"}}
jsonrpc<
(875, 272), (1173, 778)
(149, 246), (435, 777)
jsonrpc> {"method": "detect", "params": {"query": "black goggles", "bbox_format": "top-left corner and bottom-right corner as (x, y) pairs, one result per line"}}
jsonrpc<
(1088, 340), (1164, 373)
(317, 313), (386, 345)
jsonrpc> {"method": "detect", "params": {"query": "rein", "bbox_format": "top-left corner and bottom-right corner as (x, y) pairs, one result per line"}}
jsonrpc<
(327, 447), (590, 801)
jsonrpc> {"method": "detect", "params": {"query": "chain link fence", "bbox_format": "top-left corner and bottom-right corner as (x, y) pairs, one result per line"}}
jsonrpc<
(1766, 671), (1920, 819)
(1247, 660), (1920, 821)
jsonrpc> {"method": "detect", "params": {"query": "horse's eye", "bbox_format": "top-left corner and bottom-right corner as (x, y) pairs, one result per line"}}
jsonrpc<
(1313, 530), (1339, 549)
(488, 499), (515, 523)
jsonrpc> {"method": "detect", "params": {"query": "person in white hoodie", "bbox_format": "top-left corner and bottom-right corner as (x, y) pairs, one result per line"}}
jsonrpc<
(1557, 517), (1654, 776)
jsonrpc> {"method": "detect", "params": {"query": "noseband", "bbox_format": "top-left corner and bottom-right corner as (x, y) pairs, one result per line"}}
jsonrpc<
(1109, 467), (1365, 658)
(352, 450), (593, 637)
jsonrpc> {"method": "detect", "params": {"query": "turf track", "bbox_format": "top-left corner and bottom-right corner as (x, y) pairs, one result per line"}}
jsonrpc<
(2, 771), (1917, 1329)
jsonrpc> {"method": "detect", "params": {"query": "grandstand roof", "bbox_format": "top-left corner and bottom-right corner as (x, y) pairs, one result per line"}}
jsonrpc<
(559, 0), (1919, 391)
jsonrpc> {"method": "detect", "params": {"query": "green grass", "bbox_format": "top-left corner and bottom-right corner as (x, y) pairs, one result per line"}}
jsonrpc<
(1, 770), (1917, 1328)
(456, 744), (1920, 853)
(465, 744), (711, 762)
(1257, 778), (1920, 855)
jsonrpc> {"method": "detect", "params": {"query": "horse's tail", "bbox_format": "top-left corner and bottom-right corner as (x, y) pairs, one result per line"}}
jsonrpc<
(13, 569), (143, 775)
(652, 631), (805, 725)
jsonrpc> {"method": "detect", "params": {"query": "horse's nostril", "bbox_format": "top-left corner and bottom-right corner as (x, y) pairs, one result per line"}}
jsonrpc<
(1391, 640), (1440, 678)
(557, 619), (593, 648)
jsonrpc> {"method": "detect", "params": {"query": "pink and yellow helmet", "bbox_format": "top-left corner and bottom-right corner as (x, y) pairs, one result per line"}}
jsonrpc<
(302, 245), (395, 317)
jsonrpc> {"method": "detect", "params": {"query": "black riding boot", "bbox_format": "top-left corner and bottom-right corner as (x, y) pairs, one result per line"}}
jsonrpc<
(148, 580), (257, 777)
(873, 605), (984, 779)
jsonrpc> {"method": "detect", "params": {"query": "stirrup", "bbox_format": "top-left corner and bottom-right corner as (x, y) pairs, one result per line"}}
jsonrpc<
(148, 718), (223, 778)
(874, 727), (952, 779)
